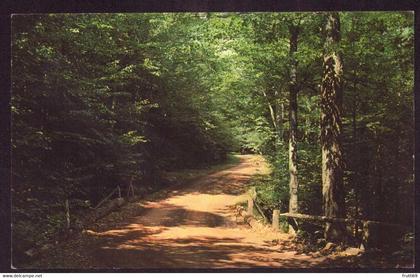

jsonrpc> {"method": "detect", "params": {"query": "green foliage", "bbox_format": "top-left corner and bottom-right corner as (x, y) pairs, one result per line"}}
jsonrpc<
(11, 13), (236, 262)
(11, 11), (414, 262)
(241, 11), (413, 229)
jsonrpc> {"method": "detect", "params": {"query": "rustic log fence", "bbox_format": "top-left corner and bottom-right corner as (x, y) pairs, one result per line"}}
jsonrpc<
(92, 183), (137, 221)
(246, 187), (412, 249)
(93, 185), (122, 210)
(247, 187), (268, 223)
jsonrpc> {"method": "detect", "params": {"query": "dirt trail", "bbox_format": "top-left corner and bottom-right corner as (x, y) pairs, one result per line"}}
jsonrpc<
(35, 155), (339, 269)
(67, 154), (328, 269)
(27, 155), (409, 269)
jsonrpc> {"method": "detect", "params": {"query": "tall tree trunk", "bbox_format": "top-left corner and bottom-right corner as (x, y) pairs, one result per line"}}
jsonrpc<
(288, 25), (299, 214)
(320, 12), (346, 242)
(373, 140), (384, 221)
(262, 90), (283, 150)
(274, 90), (284, 144)
(276, 100), (284, 142)
(65, 198), (70, 231)
(351, 98), (360, 238)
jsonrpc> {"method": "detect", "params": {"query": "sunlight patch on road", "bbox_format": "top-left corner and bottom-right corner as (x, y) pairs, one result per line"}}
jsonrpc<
(164, 193), (242, 212)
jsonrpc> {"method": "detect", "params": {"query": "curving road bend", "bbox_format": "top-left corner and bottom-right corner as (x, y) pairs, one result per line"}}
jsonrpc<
(78, 155), (329, 269)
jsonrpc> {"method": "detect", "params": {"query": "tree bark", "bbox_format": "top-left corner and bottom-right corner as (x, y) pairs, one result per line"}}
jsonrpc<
(351, 98), (360, 238)
(262, 90), (278, 131)
(288, 24), (299, 214)
(262, 90), (284, 151)
(65, 199), (70, 231)
(274, 91), (284, 142)
(320, 12), (346, 242)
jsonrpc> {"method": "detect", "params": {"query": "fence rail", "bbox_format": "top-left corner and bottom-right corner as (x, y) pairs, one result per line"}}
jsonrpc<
(246, 187), (412, 248)
(279, 212), (410, 230)
(93, 185), (121, 209)
(247, 189), (269, 223)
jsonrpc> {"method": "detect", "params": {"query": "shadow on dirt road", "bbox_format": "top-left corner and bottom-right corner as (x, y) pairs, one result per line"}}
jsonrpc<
(27, 155), (347, 269)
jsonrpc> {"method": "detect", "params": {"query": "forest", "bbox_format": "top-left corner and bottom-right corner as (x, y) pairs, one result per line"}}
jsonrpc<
(11, 12), (414, 268)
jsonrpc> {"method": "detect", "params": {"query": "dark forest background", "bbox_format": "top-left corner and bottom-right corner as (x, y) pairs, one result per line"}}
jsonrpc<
(11, 12), (414, 262)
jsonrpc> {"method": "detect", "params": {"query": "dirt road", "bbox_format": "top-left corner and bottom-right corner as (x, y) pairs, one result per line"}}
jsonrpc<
(33, 155), (337, 269)
(26, 155), (408, 269)
(67, 154), (330, 269)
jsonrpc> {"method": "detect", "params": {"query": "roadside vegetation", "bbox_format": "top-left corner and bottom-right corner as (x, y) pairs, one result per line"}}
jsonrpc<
(11, 12), (413, 267)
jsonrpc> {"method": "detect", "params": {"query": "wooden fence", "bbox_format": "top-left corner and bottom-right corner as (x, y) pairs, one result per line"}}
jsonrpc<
(246, 187), (412, 249)
(65, 182), (138, 231)
(92, 183), (137, 220)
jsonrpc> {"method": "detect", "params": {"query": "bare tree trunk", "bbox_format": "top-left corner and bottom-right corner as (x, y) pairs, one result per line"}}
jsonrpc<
(262, 90), (283, 150)
(320, 12), (346, 242)
(288, 25), (299, 214)
(262, 90), (278, 131)
(65, 199), (70, 231)
(277, 101), (284, 141)
(373, 141), (384, 221)
(274, 91), (284, 143)
(351, 98), (360, 238)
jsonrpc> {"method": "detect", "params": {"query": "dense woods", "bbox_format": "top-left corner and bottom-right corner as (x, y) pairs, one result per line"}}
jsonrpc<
(11, 12), (413, 264)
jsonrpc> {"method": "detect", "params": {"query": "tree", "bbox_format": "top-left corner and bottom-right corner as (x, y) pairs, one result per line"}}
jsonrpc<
(320, 12), (346, 242)
(10, 12), (414, 264)
(288, 22), (300, 214)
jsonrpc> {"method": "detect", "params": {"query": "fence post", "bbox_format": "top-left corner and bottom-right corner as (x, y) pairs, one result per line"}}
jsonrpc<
(247, 195), (254, 216)
(272, 209), (280, 231)
(288, 218), (297, 235)
(249, 186), (257, 200)
(362, 221), (380, 250)
(247, 187), (256, 216)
